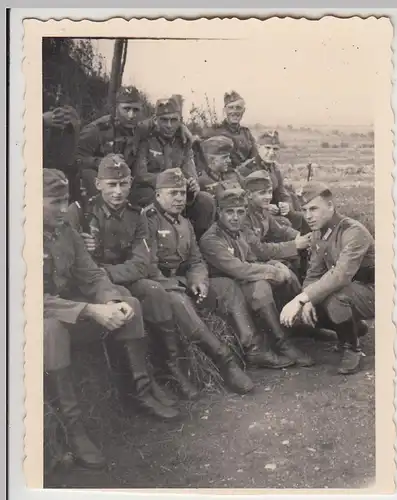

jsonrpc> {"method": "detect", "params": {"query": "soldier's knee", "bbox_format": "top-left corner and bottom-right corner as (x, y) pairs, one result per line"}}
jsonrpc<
(43, 318), (71, 371)
(321, 290), (352, 324)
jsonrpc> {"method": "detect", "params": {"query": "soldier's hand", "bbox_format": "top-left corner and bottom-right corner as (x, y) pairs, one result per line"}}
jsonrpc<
(280, 299), (302, 328)
(301, 302), (317, 328)
(272, 261), (292, 283)
(116, 301), (135, 322)
(190, 283), (208, 304)
(268, 204), (280, 215)
(295, 232), (312, 250)
(81, 232), (97, 253)
(85, 304), (127, 331)
(187, 177), (200, 196)
(279, 202), (290, 216)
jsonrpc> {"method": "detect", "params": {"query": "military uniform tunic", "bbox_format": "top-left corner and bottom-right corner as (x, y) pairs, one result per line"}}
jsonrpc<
(302, 212), (375, 323)
(66, 196), (175, 325)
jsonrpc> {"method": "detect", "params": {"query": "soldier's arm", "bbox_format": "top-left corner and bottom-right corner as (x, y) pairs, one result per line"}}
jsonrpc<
(199, 233), (281, 282)
(244, 224), (298, 262)
(246, 128), (260, 159)
(131, 139), (149, 178)
(75, 123), (103, 171)
(303, 225), (372, 305)
(70, 228), (124, 303)
(103, 215), (151, 284)
(272, 164), (292, 204)
(185, 222), (209, 287)
(43, 294), (90, 324)
(181, 146), (198, 180)
(65, 202), (83, 232)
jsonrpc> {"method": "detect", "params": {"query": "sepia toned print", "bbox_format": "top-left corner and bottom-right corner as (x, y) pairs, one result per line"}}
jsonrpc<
(23, 16), (395, 493)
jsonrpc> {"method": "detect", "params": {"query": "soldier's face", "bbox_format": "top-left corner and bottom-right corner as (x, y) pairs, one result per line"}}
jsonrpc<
(250, 187), (273, 210)
(156, 187), (187, 215)
(219, 206), (247, 232)
(208, 153), (232, 173)
(224, 101), (245, 125)
(96, 176), (132, 209)
(260, 144), (280, 163)
(116, 102), (143, 128)
(302, 196), (335, 230)
(43, 195), (69, 229)
(156, 112), (181, 139)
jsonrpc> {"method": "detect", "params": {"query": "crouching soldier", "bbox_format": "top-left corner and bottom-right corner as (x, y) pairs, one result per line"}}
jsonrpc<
(67, 154), (198, 402)
(280, 182), (374, 374)
(43, 170), (182, 470)
(200, 187), (314, 367)
(242, 170), (312, 282)
(144, 168), (255, 394)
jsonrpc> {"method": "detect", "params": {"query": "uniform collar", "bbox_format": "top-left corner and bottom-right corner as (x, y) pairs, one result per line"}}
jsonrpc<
(222, 119), (240, 134)
(320, 212), (344, 238)
(97, 196), (129, 219)
(154, 200), (182, 225)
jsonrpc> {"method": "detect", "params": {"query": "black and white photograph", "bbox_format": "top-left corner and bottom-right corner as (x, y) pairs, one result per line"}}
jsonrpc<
(20, 15), (395, 493)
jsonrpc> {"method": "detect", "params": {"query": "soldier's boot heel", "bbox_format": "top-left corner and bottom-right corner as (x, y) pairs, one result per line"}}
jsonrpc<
(220, 358), (255, 395)
(48, 367), (106, 469)
(150, 379), (178, 407)
(338, 344), (362, 375)
(245, 333), (295, 369)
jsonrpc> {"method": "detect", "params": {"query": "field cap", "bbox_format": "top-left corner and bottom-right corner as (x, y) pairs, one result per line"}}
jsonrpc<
(43, 169), (69, 198)
(201, 136), (234, 156)
(261, 130), (280, 146)
(244, 170), (273, 192)
(217, 187), (247, 209)
(116, 87), (141, 104)
(156, 168), (187, 189)
(155, 96), (182, 116)
(224, 90), (245, 107)
(97, 154), (131, 180)
(299, 181), (332, 205)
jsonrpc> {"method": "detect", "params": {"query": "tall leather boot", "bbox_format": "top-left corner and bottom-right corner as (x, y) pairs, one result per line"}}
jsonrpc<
(333, 319), (362, 374)
(158, 321), (200, 400)
(230, 305), (294, 369)
(258, 302), (315, 367)
(45, 367), (106, 469)
(191, 325), (254, 395)
(123, 338), (180, 420)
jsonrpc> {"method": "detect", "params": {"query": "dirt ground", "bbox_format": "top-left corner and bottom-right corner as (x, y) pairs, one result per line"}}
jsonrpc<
(45, 323), (375, 490)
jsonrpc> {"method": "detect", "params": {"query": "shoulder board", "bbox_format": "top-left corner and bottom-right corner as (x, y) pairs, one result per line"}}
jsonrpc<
(94, 115), (112, 131)
(125, 202), (142, 213)
(142, 204), (157, 217)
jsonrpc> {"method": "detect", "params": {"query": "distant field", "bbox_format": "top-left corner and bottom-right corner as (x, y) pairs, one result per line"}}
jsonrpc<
(253, 125), (375, 235)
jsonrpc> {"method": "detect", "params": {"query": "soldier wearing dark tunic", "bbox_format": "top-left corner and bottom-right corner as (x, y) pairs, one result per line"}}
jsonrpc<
(280, 182), (374, 374)
(67, 154), (199, 401)
(43, 170), (180, 471)
(200, 187), (315, 367)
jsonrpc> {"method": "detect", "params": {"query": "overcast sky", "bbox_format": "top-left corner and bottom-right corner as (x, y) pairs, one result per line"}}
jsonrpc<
(91, 17), (385, 127)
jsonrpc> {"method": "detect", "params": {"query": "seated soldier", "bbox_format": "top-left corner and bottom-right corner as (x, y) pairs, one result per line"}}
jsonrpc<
(280, 182), (374, 375)
(242, 170), (312, 282)
(130, 95), (216, 239)
(43, 170), (180, 470)
(144, 168), (257, 394)
(199, 187), (314, 367)
(198, 135), (242, 196)
(67, 154), (199, 401)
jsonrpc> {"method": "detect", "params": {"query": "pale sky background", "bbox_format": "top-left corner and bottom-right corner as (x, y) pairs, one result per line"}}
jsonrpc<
(90, 18), (384, 128)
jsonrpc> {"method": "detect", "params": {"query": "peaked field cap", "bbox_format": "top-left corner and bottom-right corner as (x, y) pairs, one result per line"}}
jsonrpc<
(155, 96), (182, 116)
(116, 86), (141, 103)
(156, 168), (187, 189)
(260, 130), (280, 146)
(299, 181), (332, 205)
(43, 168), (69, 198)
(97, 154), (131, 179)
(244, 170), (273, 192)
(217, 187), (247, 209)
(224, 90), (244, 106)
(201, 135), (234, 156)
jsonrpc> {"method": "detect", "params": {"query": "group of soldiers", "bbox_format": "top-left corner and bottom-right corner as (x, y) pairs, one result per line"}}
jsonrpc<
(43, 87), (375, 470)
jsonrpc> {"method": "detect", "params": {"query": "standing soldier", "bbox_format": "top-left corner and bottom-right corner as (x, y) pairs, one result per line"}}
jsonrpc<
(132, 96), (216, 239)
(43, 170), (180, 470)
(200, 187), (315, 367)
(280, 182), (374, 374)
(144, 168), (257, 394)
(66, 154), (199, 401)
(75, 87), (145, 197)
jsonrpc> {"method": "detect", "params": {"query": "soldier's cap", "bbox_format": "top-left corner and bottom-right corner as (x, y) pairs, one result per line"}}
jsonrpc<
(299, 181), (332, 206)
(116, 86), (141, 104)
(260, 130), (280, 146)
(243, 170), (273, 192)
(217, 187), (247, 210)
(43, 168), (69, 198)
(155, 96), (182, 116)
(201, 135), (234, 156)
(97, 154), (131, 180)
(156, 168), (187, 190)
(224, 90), (245, 107)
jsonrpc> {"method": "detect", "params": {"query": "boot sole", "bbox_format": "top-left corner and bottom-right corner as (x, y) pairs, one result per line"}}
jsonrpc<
(248, 361), (295, 369)
(73, 456), (107, 470)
